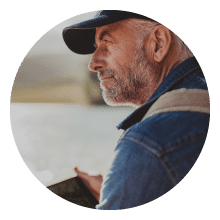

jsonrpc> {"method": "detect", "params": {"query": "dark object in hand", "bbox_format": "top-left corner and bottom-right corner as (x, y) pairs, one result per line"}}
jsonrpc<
(47, 177), (99, 209)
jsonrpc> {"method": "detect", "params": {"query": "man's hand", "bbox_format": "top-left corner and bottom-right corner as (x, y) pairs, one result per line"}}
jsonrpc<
(74, 167), (103, 202)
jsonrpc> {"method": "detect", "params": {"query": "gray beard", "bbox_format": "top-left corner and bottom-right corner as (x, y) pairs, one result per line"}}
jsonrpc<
(100, 50), (159, 107)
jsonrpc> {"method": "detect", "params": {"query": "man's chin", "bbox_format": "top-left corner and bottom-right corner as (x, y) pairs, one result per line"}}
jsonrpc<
(102, 91), (135, 108)
(101, 90), (119, 106)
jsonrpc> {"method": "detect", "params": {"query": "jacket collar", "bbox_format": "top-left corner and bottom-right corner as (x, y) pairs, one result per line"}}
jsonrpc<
(117, 57), (200, 130)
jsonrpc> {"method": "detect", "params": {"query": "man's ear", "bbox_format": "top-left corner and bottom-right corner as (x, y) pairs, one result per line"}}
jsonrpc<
(146, 25), (172, 63)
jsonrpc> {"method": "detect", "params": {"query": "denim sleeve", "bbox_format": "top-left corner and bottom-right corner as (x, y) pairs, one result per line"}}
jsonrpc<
(95, 135), (175, 210)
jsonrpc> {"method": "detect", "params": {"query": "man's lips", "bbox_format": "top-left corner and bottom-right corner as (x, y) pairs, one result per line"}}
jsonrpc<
(100, 76), (114, 80)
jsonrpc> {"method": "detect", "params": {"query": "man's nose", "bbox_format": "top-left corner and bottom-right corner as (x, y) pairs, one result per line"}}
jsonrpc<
(89, 47), (106, 72)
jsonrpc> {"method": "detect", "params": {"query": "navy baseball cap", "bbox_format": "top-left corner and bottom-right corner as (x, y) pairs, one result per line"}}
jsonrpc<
(63, 10), (154, 55)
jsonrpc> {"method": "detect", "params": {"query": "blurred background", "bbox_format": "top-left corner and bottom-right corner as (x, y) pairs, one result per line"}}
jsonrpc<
(10, 11), (133, 186)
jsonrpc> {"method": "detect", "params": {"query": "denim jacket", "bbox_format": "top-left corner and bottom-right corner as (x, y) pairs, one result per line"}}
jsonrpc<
(96, 57), (210, 210)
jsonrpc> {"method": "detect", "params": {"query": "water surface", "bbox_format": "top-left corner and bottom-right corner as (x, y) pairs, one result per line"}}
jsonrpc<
(10, 103), (133, 186)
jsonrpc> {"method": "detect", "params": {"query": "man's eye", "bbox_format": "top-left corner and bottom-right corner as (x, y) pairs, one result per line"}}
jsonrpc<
(104, 39), (110, 43)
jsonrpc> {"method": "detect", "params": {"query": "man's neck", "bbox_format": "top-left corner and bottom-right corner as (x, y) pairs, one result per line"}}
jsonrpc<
(157, 55), (193, 86)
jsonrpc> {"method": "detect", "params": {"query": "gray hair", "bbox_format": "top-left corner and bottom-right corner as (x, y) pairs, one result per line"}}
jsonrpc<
(122, 18), (193, 62)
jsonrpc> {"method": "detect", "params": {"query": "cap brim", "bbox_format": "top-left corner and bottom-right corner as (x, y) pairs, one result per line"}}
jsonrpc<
(63, 28), (96, 55)
(63, 15), (119, 55)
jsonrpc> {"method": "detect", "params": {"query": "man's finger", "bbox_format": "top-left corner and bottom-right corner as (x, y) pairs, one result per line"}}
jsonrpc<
(74, 167), (90, 180)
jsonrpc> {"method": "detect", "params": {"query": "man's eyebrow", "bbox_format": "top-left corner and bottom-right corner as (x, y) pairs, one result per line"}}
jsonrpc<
(98, 30), (112, 40)
(93, 30), (112, 48)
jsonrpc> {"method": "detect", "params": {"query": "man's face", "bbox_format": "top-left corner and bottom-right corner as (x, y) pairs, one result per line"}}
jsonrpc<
(89, 20), (159, 107)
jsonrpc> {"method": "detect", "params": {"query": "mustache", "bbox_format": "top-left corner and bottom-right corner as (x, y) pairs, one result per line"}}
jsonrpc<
(98, 69), (117, 79)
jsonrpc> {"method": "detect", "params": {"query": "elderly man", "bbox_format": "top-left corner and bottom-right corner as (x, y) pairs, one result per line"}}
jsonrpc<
(63, 10), (209, 209)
